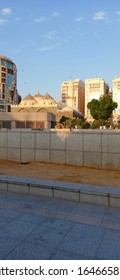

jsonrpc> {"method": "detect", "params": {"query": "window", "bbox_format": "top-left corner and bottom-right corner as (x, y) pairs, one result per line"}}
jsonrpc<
(1, 78), (6, 83)
(2, 84), (5, 93)
(1, 67), (6, 72)
(6, 62), (13, 69)
(1, 60), (5, 66)
(1, 73), (6, 78)
(7, 68), (13, 75)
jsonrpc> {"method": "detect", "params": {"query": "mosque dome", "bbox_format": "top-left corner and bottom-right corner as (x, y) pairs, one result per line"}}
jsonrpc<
(61, 105), (84, 118)
(61, 106), (73, 112)
(42, 93), (55, 101)
(34, 93), (43, 104)
(19, 94), (39, 107)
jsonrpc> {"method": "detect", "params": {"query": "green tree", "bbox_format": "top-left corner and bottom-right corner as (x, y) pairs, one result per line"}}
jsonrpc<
(87, 99), (100, 120)
(87, 95), (118, 122)
(59, 116), (84, 129)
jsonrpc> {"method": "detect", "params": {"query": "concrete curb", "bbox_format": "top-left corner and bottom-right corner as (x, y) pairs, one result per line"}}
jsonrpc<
(0, 175), (120, 208)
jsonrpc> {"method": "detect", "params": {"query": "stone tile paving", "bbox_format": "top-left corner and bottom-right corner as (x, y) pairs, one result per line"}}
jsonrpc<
(0, 190), (120, 259)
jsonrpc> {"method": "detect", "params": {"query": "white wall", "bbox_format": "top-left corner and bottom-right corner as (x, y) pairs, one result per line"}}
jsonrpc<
(0, 129), (120, 170)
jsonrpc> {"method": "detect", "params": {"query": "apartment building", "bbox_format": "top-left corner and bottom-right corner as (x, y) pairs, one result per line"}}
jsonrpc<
(61, 79), (85, 115)
(112, 76), (120, 120)
(85, 78), (109, 120)
(0, 55), (19, 112)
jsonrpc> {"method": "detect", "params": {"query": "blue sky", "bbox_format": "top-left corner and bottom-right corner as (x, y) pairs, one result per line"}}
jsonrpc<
(0, 0), (120, 100)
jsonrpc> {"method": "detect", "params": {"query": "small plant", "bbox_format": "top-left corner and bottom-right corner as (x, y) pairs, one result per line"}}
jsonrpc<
(56, 123), (64, 129)
(91, 119), (102, 129)
(117, 123), (120, 129)
(81, 121), (90, 129)
(105, 121), (110, 128)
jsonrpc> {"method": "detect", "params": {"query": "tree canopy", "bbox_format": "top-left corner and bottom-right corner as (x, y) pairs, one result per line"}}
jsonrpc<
(87, 95), (118, 121)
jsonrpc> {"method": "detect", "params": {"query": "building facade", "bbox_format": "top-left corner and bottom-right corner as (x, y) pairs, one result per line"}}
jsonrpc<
(0, 55), (19, 112)
(0, 111), (55, 129)
(11, 92), (83, 124)
(112, 76), (120, 121)
(61, 79), (85, 115)
(85, 78), (109, 120)
(12, 93), (64, 121)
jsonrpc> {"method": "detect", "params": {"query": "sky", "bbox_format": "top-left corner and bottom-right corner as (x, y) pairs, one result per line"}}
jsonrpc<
(0, 0), (120, 100)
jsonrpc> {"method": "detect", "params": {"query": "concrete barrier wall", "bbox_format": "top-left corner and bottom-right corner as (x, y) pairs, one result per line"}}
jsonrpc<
(0, 129), (120, 170)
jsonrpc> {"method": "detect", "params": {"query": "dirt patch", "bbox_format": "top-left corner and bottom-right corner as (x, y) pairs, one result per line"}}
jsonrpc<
(0, 159), (120, 188)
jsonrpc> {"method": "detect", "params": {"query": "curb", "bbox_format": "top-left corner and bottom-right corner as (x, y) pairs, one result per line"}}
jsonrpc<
(0, 175), (120, 208)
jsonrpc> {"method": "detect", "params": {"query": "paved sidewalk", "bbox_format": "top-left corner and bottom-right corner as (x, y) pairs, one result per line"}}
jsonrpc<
(0, 190), (120, 260)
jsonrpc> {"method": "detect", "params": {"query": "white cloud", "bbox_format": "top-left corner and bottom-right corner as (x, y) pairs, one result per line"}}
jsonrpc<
(52, 12), (60, 17)
(0, 18), (7, 25)
(37, 46), (52, 52)
(35, 17), (46, 23)
(28, 39), (35, 45)
(43, 31), (57, 40)
(1, 8), (12, 16)
(93, 11), (108, 21)
(116, 11), (120, 16)
(75, 17), (84, 22)
(15, 17), (20, 21)
(35, 12), (60, 24)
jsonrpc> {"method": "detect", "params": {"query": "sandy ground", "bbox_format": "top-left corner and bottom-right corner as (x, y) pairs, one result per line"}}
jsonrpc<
(0, 159), (120, 188)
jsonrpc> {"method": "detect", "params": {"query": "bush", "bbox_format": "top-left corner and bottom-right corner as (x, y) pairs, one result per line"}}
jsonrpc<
(105, 121), (110, 128)
(75, 118), (84, 126)
(81, 121), (90, 129)
(59, 116), (69, 124)
(116, 123), (120, 129)
(91, 120), (102, 129)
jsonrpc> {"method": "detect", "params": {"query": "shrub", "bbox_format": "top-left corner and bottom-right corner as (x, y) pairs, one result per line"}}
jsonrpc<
(116, 123), (120, 129)
(91, 120), (102, 129)
(81, 121), (90, 129)
(105, 121), (111, 128)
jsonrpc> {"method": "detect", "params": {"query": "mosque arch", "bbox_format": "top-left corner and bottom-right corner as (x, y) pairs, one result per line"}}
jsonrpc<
(18, 108), (29, 113)
(37, 108), (48, 113)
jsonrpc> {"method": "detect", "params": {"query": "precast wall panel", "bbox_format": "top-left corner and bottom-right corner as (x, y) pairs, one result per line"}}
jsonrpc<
(0, 129), (120, 170)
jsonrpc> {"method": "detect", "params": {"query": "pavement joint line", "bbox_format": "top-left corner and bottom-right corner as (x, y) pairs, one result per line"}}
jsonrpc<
(1, 191), (120, 260)
(0, 175), (120, 208)
(1, 198), (120, 232)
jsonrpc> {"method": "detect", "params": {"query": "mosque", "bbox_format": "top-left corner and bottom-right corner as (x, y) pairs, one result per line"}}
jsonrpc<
(11, 92), (83, 119)
(0, 90), (83, 130)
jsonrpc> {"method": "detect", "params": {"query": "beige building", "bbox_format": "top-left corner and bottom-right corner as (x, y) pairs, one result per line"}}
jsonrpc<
(61, 79), (85, 115)
(1, 93), (57, 129)
(12, 93), (64, 122)
(12, 92), (63, 111)
(0, 55), (20, 112)
(85, 78), (109, 120)
(12, 92), (83, 123)
(0, 111), (55, 129)
(112, 76), (120, 120)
